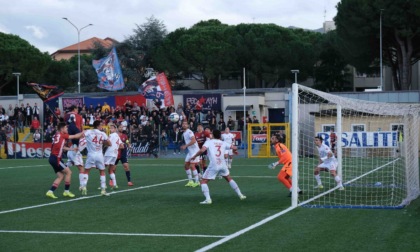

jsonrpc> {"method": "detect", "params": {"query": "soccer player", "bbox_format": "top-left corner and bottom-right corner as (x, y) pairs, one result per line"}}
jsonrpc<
(190, 129), (246, 204)
(104, 124), (124, 190)
(313, 136), (344, 190)
(194, 124), (207, 174)
(66, 105), (87, 195)
(114, 124), (134, 186)
(46, 122), (85, 199)
(221, 127), (235, 168)
(268, 134), (302, 197)
(84, 120), (111, 196)
(180, 120), (200, 187)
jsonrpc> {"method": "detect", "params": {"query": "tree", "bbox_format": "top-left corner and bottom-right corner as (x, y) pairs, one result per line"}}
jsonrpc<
(335, 0), (420, 90)
(314, 31), (352, 91)
(0, 32), (51, 95)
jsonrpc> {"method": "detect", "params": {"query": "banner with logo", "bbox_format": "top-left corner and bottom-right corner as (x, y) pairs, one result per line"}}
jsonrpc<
(62, 97), (84, 110)
(7, 142), (51, 159)
(317, 131), (398, 148)
(128, 141), (154, 156)
(138, 73), (174, 108)
(183, 94), (221, 112)
(231, 131), (242, 146)
(251, 134), (268, 144)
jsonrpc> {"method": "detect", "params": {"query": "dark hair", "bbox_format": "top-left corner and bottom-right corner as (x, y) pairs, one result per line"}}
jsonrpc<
(315, 136), (323, 142)
(57, 122), (67, 131)
(93, 120), (102, 129)
(213, 129), (221, 139)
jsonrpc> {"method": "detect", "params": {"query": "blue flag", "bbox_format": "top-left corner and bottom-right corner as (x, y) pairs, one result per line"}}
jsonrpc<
(92, 47), (125, 91)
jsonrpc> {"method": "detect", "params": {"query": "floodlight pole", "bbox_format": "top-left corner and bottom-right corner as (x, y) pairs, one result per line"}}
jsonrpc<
(379, 9), (384, 91)
(63, 18), (93, 93)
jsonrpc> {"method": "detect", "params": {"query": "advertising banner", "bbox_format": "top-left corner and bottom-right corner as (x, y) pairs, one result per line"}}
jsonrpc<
(183, 94), (221, 112)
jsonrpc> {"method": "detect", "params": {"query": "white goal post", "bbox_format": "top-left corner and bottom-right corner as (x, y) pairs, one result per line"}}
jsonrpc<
(291, 84), (420, 209)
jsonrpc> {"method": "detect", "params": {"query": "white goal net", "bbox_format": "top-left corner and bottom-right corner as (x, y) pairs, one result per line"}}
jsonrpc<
(291, 84), (420, 209)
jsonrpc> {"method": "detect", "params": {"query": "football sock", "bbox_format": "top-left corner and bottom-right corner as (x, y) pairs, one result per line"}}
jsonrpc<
(201, 183), (210, 200)
(110, 173), (117, 186)
(79, 173), (84, 187)
(185, 169), (192, 180)
(125, 171), (131, 182)
(64, 182), (70, 191)
(192, 169), (199, 183)
(229, 180), (242, 196)
(100, 175), (106, 189)
(335, 176), (343, 187)
(315, 174), (322, 185)
(50, 183), (58, 192)
(85, 173), (89, 187)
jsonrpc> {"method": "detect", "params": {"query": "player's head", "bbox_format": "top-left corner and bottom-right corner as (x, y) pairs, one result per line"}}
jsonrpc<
(182, 120), (189, 130)
(93, 120), (102, 129)
(224, 127), (230, 133)
(213, 129), (221, 139)
(57, 122), (68, 134)
(271, 134), (281, 144)
(197, 124), (203, 132)
(109, 124), (117, 133)
(315, 136), (323, 146)
(70, 105), (78, 113)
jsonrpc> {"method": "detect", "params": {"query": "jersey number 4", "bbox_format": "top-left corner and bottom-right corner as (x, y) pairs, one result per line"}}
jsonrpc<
(92, 135), (103, 144)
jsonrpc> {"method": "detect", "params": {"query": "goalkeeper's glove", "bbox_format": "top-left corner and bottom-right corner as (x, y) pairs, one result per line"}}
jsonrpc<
(268, 163), (276, 169)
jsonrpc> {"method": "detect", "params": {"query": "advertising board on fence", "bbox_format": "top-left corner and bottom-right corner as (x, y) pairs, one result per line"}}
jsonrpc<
(7, 142), (51, 159)
(251, 134), (268, 144)
(317, 131), (399, 148)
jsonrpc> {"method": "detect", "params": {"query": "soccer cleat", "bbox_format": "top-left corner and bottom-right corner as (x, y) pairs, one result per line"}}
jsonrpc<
(127, 182), (134, 186)
(314, 184), (324, 189)
(338, 186), (345, 191)
(185, 180), (194, 187)
(63, 191), (75, 198)
(81, 187), (87, 196)
(98, 186), (107, 190)
(299, 190), (304, 195)
(191, 182), (200, 188)
(46, 191), (58, 199)
(101, 190), (110, 196)
(239, 194), (247, 200)
(109, 180), (114, 187)
(200, 199), (212, 204)
(111, 185), (119, 190)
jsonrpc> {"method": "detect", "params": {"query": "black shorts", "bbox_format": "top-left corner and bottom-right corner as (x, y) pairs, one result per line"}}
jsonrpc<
(115, 155), (128, 165)
(49, 155), (67, 173)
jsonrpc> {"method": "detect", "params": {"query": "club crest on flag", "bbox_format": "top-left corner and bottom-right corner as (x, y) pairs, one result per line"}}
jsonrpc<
(138, 73), (174, 108)
(92, 47), (125, 91)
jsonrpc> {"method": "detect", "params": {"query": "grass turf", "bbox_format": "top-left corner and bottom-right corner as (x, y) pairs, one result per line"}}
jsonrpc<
(0, 158), (419, 251)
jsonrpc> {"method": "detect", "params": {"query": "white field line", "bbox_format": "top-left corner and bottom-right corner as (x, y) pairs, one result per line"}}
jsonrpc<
(0, 230), (226, 238)
(0, 179), (186, 215)
(195, 206), (298, 252)
(0, 165), (48, 170)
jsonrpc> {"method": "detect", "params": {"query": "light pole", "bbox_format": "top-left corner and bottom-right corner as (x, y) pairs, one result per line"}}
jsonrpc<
(12, 72), (20, 159)
(291, 70), (299, 84)
(379, 9), (384, 91)
(62, 18), (93, 93)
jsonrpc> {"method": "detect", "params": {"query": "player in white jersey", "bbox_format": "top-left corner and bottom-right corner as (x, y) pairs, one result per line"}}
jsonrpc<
(313, 136), (344, 190)
(221, 127), (235, 168)
(84, 120), (111, 196)
(190, 129), (246, 204)
(180, 120), (200, 187)
(104, 124), (124, 190)
(66, 137), (88, 194)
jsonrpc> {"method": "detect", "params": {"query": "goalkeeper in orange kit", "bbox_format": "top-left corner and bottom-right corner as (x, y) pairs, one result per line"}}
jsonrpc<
(268, 134), (302, 197)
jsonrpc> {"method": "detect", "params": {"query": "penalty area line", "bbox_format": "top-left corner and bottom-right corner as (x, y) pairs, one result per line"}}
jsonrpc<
(0, 230), (226, 238)
(0, 179), (187, 215)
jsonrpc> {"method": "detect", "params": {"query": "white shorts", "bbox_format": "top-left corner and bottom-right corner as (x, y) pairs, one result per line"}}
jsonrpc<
(85, 153), (105, 170)
(104, 156), (117, 166)
(203, 164), (230, 180)
(224, 149), (233, 156)
(318, 161), (338, 171)
(67, 150), (84, 166)
(185, 152), (200, 163)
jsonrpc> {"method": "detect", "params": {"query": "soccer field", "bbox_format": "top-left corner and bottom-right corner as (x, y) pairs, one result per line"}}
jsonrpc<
(0, 158), (419, 251)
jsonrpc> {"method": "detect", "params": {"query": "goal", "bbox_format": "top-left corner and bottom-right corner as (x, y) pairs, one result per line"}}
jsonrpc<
(291, 84), (420, 209)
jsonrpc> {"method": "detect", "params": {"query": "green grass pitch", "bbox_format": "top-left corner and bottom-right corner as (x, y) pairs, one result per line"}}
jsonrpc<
(0, 158), (419, 251)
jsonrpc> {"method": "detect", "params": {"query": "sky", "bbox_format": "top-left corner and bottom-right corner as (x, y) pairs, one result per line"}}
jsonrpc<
(0, 0), (340, 54)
